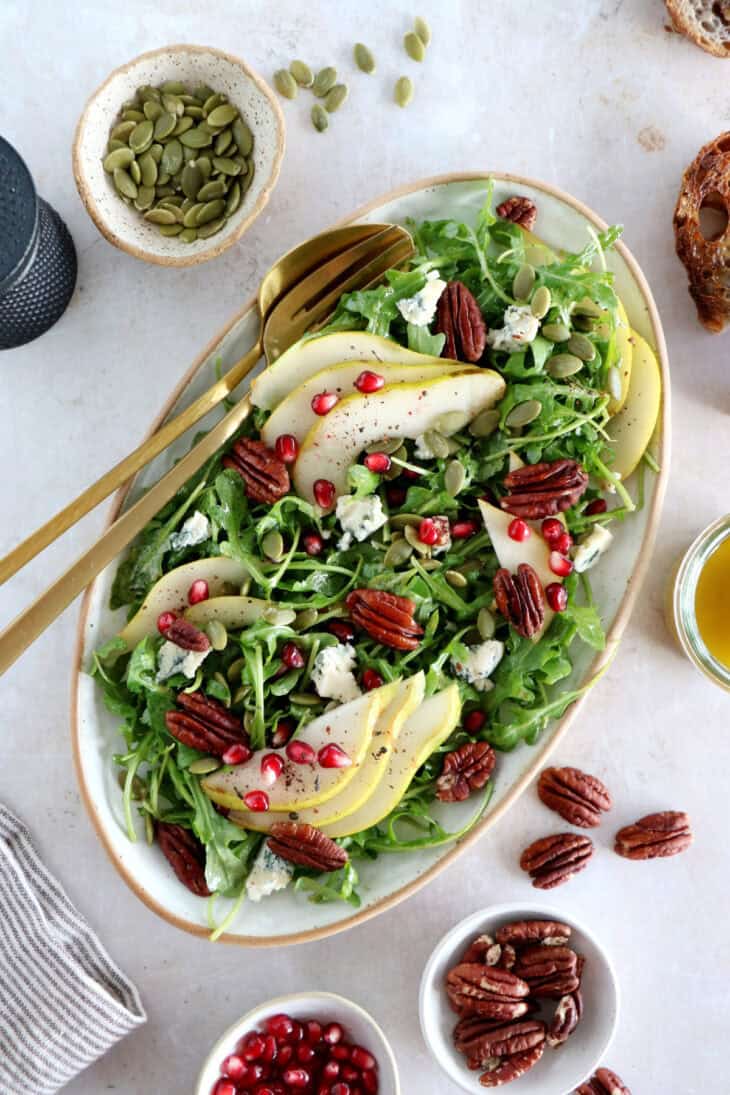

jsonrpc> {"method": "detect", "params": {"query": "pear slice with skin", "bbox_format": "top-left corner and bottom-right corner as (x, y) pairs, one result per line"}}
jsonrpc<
(607, 299), (634, 416)
(608, 330), (661, 481)
(260, 359), (467, 448)
(293, 370), (505, 506)
(227, 673), (425, 833)
(202, 685), (392, 812)
(185, 595), (295, 630)
(118, 556), (249, 649)
(250, 332), (451, 411)
(322, 683), (462, 839)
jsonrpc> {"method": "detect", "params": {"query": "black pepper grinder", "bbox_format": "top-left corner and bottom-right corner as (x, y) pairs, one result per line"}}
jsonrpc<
(0, 136), (78, 350)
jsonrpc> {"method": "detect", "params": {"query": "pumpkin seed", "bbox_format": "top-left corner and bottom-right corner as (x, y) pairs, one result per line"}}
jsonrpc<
(181, 162), (203, 199)
(311, 104), (329, 132)
(445, 568), (468, 589)
(384, 538), (415, 567)
(324, 83), (349, 113)
(530, 285), (552, 319)
(574, 297), (602, 317)
(206, 619), (228, 651)
(404, 31), (426, 61)
(103, 146), (135, 173)
(354, 42), (376, 73)
(129, 159), (142, 185)
(547, 353), (583, 379)
(183, 202), (204, 228)
(134, 185), (155, 210)
(162, 80), (187, 95)
(129, 120), (154, 153)
(203, 92), (228, 115)
(541, 322), (571, 343)
(274, 68), (298, 99)
(196, 179), (226, 201)
(143, 99), (163, 122)
(606, 366), (623, 401)
(232, 117), (253, 156)
(405, 524), (431, 556)
(158, 223), (183, 236)
(113, 167), (138, 199)
(567, 333), (596, 362)
(420, 559), (442, 571)
(214, 129), (233, 156)
(414, 16), (432, 45)
(197, 156), (212, 178)
(290, 692), (322, 707)
(107, 138), (127, 153)
(188, 756), (222, 776)
(389, 513), (421, 529)
(212, 156), (241, 176)
(225, 180), (242, 217)
(445, 459), (467, 497)
(262, 530), (285, 561)
(469, 408), (500, 438)
(513, 263), (536, 301)
(295, 608), (319, 630)
(505, 399), (542, 428)
(144, 207), (177, 225)
(180, 126), (213, 148)
(394, 76), (414, 107)
(185, 105), (205, 119)
(477, 607), (496, 639)
(232, 685), (249, 707)
(207, 103), (239, 128)
(573, 314), (595, 332)
(159, 138), (183, 176)
(137, 151), (157, 187)
(172, 115), (194, 137)
(423, 429), (450, 458)
(122, 108), (145, 123)
(111, 120), (136, 142)
(227, 656), (245, 683)
(435, 410), (470, 436)
(366, 436), (402, 455)
(179, 227), (198, 242)
(197, 216), (224, 239)
(289, 59), (314, 87)
(153, 111), (176, 141)
(193, 84), (215, 103)
(313, 66), (338, 97)
(196, 199), (226, 226)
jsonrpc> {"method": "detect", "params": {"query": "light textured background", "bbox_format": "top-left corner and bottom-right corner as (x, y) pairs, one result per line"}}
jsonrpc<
(1, 1), (727, 1092)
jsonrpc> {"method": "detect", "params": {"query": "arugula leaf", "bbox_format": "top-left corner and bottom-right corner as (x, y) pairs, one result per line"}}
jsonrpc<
(407, 323), (445, 356)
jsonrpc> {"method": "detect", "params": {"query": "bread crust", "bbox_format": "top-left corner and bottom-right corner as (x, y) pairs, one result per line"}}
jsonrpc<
(665, 0), (730, 58)
(674, 132), (730, 333)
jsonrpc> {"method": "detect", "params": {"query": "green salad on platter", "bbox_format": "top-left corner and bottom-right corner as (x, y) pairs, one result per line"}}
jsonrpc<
(91, 182), (661, 939)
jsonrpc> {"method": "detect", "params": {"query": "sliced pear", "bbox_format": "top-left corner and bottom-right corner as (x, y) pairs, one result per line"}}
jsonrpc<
(322, 683), (461, 839)
(260, 359), (467, 448)
(251, 332), (446, 411)
(294, 370), (506, 505)
(607, 299), (633, 415)
(185, 595), (295, 630)
(118, 557), (249, 648)
(228, 673), (425, 833)
(608, 330), (662, 482)
(521, 228), (559, 267)
(202, 686), (389, 812)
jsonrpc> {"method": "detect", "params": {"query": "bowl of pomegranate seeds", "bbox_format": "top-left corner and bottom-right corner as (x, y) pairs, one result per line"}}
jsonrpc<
(196, 991), (399, 1095)
(419, 903), (618, 1094)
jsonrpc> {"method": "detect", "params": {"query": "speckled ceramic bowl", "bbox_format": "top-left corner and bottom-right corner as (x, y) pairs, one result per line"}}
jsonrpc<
(72, 44), (285, 266)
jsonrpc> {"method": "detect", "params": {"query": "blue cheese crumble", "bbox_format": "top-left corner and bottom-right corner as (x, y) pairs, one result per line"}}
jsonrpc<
(311, 643), (361, 703)
(335, 493), (387, 550)
(396, 270), (447, 327)
(451, 640), (505, 691)
(170, 510), (210, 551)
(486, 305), (539, 353)
(246, 843), (293, 902)
(573, 524), (613, 573)
(156, 641), (210, 682)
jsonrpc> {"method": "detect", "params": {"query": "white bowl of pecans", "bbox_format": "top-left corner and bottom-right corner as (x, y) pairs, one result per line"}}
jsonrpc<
(419, 904), (620, 1094)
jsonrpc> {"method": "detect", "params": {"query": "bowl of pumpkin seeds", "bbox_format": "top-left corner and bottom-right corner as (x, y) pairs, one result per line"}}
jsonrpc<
(73, 44), (285, 265)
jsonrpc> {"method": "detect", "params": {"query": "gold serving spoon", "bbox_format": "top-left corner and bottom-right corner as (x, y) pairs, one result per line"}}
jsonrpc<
(0, 223), (414, 674)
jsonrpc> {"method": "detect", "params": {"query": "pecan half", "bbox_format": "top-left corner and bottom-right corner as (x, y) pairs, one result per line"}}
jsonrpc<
(346, 588), (423, 650)
(464, 1020), (546, 1070)
(454, 1015), (508, 1053)
(500, 459), (589, 520)
(268, 822), (347, 872)
(494, 564), (545, 639)
(461, 934), (515, 970)
(223, 437), (290, 504)
(479, 1042), (544, 1087)
(166, 617), (211, 652)
(446, 965), (531, 1021)
(496, 195), (538, 232)
(514, 945), (579, 999)
(520, 832), (594, 889)
(575, 1067), (632, 1095)
(538, 766), (612, 828)
(614, 810), (692, 860)
(435, 280), (488, 362)
(437, 742), (496, 803)
(496, 919), (572, 947)
(156, 822), (210, 897)
(165, 690), (248, 757)
(547, 990), (582, 1048)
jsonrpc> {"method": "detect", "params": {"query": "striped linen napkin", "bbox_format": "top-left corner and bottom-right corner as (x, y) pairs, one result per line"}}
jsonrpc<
(0, 805), (146, 1094)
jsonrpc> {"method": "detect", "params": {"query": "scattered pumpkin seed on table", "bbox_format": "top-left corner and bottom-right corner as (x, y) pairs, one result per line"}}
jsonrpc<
(273, 68), (298, 99)
(290, 60), (314, 87)
(354, 42), (376, 73)
(312, 66), (338, 97)
(395, 76), (414, 107)
(414, 16), (432, 46)
(311, 104), (329, 132)
(404, 31), (426, 61)
(324, 83), (349, 113)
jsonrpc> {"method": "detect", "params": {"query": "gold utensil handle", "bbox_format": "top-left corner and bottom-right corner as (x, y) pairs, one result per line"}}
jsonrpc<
(0, 340), (262, 587)
(0, 395), (253, 677)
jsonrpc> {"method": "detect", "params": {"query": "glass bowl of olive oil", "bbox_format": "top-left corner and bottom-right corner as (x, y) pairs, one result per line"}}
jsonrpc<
(669, 515), (730, 689)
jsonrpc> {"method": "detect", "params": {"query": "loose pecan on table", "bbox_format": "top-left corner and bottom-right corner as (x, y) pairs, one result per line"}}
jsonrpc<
(346, 588), (423, 651)
(513, 945), (580, 999)
(538, 766), (613, 828)
(435, 280), (488, 362)
(479, 1043), (545, 1087)
(166, 617), (211, 652)
(575, 1067), (632, 1095)
(494, 564), (545, 639)
(496, 195), (538, 232)
(614, 810), (692, 860)
(268, 821), (348, 872)
(547, 989), (583, 1047)
(500, 459), (589, 520)
(495, 919), (572, 947)
(463, 1019), (546, 1071)
(437, 741), (496, 803)
(520, 832), (594, 889)
(446, 965), (531, 1021)
(223, 437), (290, 504)
(156, 821), (211, 897)
(165, 690), (249, 757)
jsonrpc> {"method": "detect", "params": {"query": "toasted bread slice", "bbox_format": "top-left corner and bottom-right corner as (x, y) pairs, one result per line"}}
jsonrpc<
(674, 131), (730, 332)
(665, 0), (730, 57)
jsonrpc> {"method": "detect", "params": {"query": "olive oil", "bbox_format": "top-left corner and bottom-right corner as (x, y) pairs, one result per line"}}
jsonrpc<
(694, 535), (730, 667)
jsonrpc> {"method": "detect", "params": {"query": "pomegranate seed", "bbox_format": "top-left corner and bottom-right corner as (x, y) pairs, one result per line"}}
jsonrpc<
(275, 433), (299, 464)
(318, 743), (352, 769)
(305, 1021), (323, 1045)
(363, 451), (391, 474)
(546, 582), (569, 612)
(296, 1044), (316, 1063)
(303, 531), (324, 556)
(286, 740), (316, 765)
(323, 1023), (344, 1046)
(289, 1021), (304, 1042)
(362, 668), (383, 691)
(341, 1065), (359, 1082)
(331, 1084), (352, 1095)
(331, 1045), (350, 1061)
(385, 483), (407, 508)
(314, 479), (336, 509)
(329, 619), (355, 644)
(282, 1068), (310, 1089)
(402, 466), (420, 479)
(242, 1033), (266, 1061)
(507, 518), (531, 542)
(214, 1082), (237, 1095)
(361, 1070), (378, 1094)
(317, 1087), (330, 1095)
(451, 520), (477, 539)
(156, 610), (177, 634)
(354, 370), (384, 393)
(323, 1061), (341, 1080)
(261, 753), (284, 786)
(281, 642), (305, 669)
(463, 709), (486, 733)
(554, 531), (573, 555)
(541, 517), (563, 544)
(253, 1088), (275, 1095)
(244, 1063), (265, 1084)
(266, 1014), (295, 1040)
(243, 790), (269, 812)
(222, 743), (252, 765)
(187, 579), (209, 605)
(272, 719), (295, 748)
(311, 391), (339, 416)
(261, 1035), (278, 1062)
(549, 550), (573, 577)
(277, 1044), (294, 1067)
(585, 497), (607, 516)
(350, 1048), (376, 1071)
(222, 1054), (246, 1080)
(418, 517), (439, 545)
